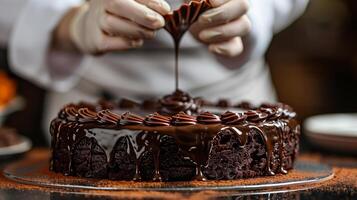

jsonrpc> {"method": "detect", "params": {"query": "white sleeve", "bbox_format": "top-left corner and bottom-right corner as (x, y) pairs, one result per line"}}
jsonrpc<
(271, 0), (309, 33)
(8, 0), (86, 92)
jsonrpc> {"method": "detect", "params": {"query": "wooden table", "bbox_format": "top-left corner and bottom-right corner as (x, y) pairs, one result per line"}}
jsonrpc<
(0, 149), (356, 200)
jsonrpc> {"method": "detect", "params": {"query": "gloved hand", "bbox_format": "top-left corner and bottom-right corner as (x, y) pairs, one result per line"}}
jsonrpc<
(70, 0), (171, 54)
(190, 0), (251, 57)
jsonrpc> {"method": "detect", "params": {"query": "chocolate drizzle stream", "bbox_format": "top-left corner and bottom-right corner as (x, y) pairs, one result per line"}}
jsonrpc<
(164, 0), (212, 90)
(50, 100), (299, 182)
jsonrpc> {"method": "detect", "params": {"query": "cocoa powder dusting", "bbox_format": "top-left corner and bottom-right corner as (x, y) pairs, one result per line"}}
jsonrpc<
(0, 149), (356, 199)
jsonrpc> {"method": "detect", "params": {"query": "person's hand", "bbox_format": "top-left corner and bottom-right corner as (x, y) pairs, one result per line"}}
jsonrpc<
(69, 0), (171, 54)
(190, 0), (251, 57)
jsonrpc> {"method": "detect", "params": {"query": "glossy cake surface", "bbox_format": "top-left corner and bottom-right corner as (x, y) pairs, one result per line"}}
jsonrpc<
(50, 91), (300, 182)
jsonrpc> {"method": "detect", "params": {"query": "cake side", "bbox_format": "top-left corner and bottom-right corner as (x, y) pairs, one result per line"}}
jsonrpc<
(50, 101), (300, 181)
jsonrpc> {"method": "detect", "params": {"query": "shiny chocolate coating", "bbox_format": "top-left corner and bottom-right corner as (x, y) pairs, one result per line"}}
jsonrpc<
(51, 95), (299, 182)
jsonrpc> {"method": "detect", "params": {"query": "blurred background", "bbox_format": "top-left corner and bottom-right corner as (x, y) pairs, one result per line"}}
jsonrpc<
(0, 0), (357, 147)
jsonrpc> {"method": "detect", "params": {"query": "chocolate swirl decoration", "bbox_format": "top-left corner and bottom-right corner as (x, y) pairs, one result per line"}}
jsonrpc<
(260, 103), (296, 119)
(216, 99), (231, 108)
(120, 112), (145, 125)
(159, 90), (197, 115)
(220, 111), (247, 125)
(171, 111), (197, 126)
(164, 0), (212, 41)
(244, 110), (269, 122)
(235, 101), (255, 110)
(58, 105), (78, 122)
(259, 107), (282, 120)
(97, 110), (121, 125)
(144, 113), (171, 126)
(197, 112), (221, 124)
(77, 108), (97, 123)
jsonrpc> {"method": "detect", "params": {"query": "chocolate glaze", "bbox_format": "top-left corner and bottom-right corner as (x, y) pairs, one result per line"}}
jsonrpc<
(50, 97), (300, 182)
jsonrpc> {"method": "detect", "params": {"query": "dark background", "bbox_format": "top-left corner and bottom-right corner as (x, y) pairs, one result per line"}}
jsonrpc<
(1, 0), (357, 147)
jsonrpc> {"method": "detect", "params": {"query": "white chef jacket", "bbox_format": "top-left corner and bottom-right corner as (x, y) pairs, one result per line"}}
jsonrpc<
(0, 0), (308, 141)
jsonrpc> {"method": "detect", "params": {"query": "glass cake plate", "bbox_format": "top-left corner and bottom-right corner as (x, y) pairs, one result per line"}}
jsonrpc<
(3, 152), (333, 192)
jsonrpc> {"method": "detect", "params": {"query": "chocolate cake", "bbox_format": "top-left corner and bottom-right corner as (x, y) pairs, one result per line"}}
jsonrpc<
(50, 90), (300, 182)
(50, 0), (300, 182)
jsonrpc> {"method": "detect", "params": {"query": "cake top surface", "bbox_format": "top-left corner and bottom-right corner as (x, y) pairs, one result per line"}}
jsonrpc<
(56, 90), (297, 127)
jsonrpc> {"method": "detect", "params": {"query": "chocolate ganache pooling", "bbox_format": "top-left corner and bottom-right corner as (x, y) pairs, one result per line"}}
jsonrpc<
(164, 0), (212, 90)
(50, 98), (300, 181)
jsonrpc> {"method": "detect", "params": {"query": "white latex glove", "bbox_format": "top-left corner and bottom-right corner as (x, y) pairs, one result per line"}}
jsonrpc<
(190, 0), (251, 57)
(70, 0), (171, 54)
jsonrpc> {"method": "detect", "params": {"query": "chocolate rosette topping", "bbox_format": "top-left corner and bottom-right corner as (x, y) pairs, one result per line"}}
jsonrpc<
(221, 111), (246, 125)
(77, 101), (97, 111)
(97, 110), (120, 125)
(144, 112), (171, 126)
(118, 98), (140, 109)
(120, 112), (145, 125)
(172, 111), (197, 126)
(259, 107), (282, 120)
(194, 97), (213, 107)
(197, 112), (221, 124)
(159, 90), (198, 115)
(58, 105), (78, 121)
(142, 99), (160, 111)
(244, 110), (268, 122)
(235, 101), (255, 110)
(77, 108), (97, 123)
(216, 99), (231, 108)
(97, 99), (116, 110)
(260, 103), (296, 119)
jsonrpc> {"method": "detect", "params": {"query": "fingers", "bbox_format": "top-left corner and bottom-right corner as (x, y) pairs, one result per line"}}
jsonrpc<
(208, 0), (231, 7)
(105, 0), (166, 30)
(94, 35), (144, 53)
(198, 15), (251, 43)
(208, 37), (243, 57)
(100, 13), (156, 39)
(135, 0), (170, 15)
(199, 0), (249, 26)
